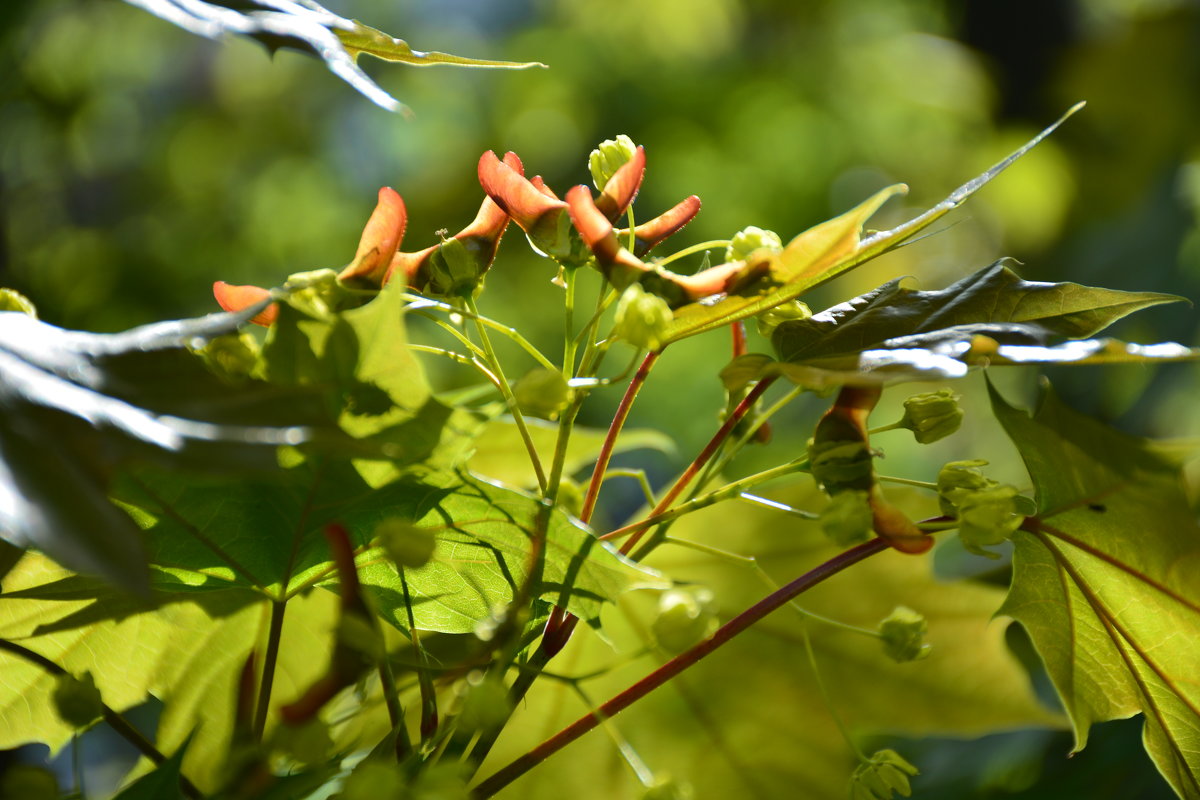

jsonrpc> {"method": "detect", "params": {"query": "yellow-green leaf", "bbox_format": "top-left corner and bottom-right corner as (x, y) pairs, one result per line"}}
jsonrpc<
(991, 380), (1200, 799)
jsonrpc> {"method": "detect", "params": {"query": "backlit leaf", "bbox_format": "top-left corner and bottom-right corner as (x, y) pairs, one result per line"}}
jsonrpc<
(467, 417), (674, 490)
(661, 104), (1085, 344)
(725, 261), (1193, 389)
(991, 381), (1200, 799)
(350, 474), (667, 634)
(0, 303), (329, 593)
(124, 0), (543, 114)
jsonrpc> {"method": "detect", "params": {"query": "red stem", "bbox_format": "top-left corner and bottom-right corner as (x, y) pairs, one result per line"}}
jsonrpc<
(471, 536), (888, 798)
(578, 350), (662, 523)
(618, 375), (776, 555)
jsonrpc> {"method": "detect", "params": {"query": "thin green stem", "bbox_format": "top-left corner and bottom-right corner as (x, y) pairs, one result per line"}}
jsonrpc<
(801, 620), (869, 763)
(571, 684), (656, 787)
(465, 296), (548, 494)
(619, 376), (777, 556)
(737, 492), (820, 519)
(654, 239), (732, 267)
(603, 468), (657, 508)
(0, 639), (202, 799)
(72, 732), (85, 800)
(407, 295), (558, 373)
(572, 288), (619, 348)
(661, 536), (880, 639)
(471, 537), (888, 797)
(408, 343), (477, 367)
(253, 600), (287, 740)
(600, 459), (808, 543)
(877, 475), (938, 490)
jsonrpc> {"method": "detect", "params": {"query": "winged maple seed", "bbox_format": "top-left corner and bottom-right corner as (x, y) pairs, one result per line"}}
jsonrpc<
(477, 145), (701, 267)
(213, 168), (515, 323)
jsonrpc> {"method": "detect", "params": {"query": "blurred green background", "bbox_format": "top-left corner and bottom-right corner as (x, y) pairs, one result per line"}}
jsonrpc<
(1, 0), (1198, 798)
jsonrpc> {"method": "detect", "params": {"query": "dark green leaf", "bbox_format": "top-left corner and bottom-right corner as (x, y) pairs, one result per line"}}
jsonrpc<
(661, 105), (1085, 344)
(124, 0), (543, 113)
(760, 261), (1192, 387)
(990, 380), (1200, 799)
(349, 474), (667, 634)
(0, 303), (330, 593)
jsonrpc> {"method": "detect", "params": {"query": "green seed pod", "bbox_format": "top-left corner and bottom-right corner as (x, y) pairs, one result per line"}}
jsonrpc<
(513, 366), (572, 420)
(808, 439), (874, 495)
(897, 389), (963, 444)
(427, 236), (484, 297)
(725, 225), (783, 263)
(52, 671), (103, 729)
(849, 749), (919, 799)
(0, 288), (37, 317)
(935, 459), (994, 517)
(197, 332), (260, 382)
(819, 489), (873, 546)
(377, 518), (436, 569)
(589, 134), (638, 190)
(956, 484), (1025, 558)
(652, 586), (718, 655)
(879, 606), (931, 663)
(756, 299), (812, 339)
(613, 283), (673, 351)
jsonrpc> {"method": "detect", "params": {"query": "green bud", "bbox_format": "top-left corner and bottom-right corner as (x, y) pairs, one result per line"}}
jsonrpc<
(849, 749), (919, 799)
(819, 489), (873, 546)
(0, 288), (37, 317)
(808, 439), (874, 495)
(427, 236), (484, 297)
(652, 586), (718, 655)
(513, 366), (571, 420)
(283, 268), (347, 318)
(589, 134), (638, 190)
(935, 460), (994, 517)
(956, 484), (1025, 558)
(756, 299), (812, 338)
(642, 776), (694, 800)
(52, 671), (103, 729)
(614, 283), (673, 351)
(879, 606), (931, 663)
(410, 763), (472, 800)
(897, 389), (963, 444)
(197, 332), (260, 382)
(377, 518), (437, 569)
(725, 225), (783, 263)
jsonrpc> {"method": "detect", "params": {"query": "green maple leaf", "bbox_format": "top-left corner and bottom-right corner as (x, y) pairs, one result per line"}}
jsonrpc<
(991, 380), (1200, 799)
(124, 0), (544, 114)
(720, 261), (1193, 392)
(489, 482), (1062, 800)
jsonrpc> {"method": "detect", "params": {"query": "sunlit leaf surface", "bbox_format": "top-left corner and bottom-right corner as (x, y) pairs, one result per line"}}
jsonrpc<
(721, 261), (1193, 389)
(124, 0), (543, 113)
(992, 381), (1200, 799)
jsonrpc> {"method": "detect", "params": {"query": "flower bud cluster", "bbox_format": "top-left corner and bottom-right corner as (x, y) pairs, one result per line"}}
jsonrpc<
(937, 460), (1026, 557)
(850, 749), (919, 799)
(897, 389), (963, 444)
(878, 606), (931, 662)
